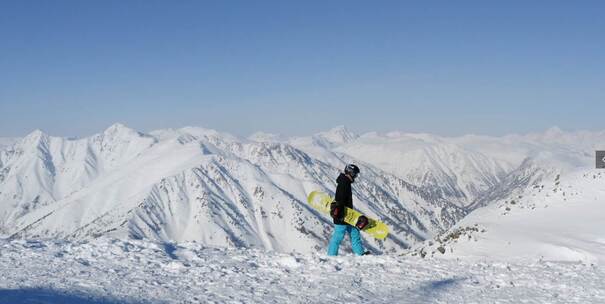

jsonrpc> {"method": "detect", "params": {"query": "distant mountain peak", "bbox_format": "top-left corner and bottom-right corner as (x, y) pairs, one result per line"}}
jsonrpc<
(21, 129), (49, 146)
(544, 126), (564, 137)
(104, 123), (136, 134)
(176, 127), (240, 145)
(315, 125), (358, 145)
(326, 125), (353, 135)
(24, 129), (47, 138)
(101, 123), (146, 140)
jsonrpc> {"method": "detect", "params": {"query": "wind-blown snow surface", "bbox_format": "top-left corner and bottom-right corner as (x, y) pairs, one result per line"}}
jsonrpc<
(1, 238), (604, 304)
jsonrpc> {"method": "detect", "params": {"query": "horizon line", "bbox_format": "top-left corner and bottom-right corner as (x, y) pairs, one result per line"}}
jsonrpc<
(3, 122), (604, 141)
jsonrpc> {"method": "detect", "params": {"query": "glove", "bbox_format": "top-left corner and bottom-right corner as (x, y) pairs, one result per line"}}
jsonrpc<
(355, 215), (369, 230)
(330, 202), (345, 221)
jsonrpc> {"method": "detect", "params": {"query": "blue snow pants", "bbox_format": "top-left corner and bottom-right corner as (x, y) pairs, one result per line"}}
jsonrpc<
(327, 224), (364, 256)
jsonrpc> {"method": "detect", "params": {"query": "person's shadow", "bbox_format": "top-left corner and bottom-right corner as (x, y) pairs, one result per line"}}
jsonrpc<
(0, 288), (150, 304)
(408, 277), (468, 303)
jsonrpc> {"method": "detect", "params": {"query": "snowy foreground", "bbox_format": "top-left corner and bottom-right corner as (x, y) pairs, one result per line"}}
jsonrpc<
(1, 239), (604, 304)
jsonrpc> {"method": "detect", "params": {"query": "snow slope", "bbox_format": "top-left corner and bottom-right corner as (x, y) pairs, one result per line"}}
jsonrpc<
(1, 238), (603, 304)
(413, 168), (605, 264)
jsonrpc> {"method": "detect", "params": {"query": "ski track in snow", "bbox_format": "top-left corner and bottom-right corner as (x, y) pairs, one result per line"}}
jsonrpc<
(1, 238), (604, 304)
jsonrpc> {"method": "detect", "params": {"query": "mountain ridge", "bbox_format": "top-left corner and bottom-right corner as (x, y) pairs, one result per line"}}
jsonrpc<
(1, 123), (602, 254)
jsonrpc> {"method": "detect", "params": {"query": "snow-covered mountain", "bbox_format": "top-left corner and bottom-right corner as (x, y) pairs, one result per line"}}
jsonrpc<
(319, 128), (602, 208)
(0, 137), (19, 150)
(0, 124), (602, 256)
(0, 124), (466, 254)
(411, 168), (605, 264)
(289, 125), (359, 150)
(327, 132), (510, 206)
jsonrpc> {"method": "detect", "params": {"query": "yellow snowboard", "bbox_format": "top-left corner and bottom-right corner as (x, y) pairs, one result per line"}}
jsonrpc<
(307, 191), (389, 240)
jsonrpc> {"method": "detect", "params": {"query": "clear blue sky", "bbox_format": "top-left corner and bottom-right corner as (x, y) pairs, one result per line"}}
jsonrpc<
(1, 1), (603, 138)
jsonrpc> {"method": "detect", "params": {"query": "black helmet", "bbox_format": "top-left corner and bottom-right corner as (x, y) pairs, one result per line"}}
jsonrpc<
(344, 164), (360, 179)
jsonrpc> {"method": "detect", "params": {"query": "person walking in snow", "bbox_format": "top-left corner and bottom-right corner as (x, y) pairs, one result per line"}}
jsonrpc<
(327, 164), (368, 256)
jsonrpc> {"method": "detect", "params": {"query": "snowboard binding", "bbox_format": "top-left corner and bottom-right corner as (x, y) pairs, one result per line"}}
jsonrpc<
(355, 215), (369, 230)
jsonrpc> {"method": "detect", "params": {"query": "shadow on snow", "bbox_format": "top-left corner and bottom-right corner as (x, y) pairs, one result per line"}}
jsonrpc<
(407, 277), (469, 303)
(0, 288), (153, 304)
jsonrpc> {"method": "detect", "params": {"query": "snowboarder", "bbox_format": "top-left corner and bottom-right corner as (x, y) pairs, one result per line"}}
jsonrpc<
(327, 164), (368, 256)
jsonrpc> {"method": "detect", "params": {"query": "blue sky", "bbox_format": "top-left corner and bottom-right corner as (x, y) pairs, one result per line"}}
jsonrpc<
(1, 1), (603, 138)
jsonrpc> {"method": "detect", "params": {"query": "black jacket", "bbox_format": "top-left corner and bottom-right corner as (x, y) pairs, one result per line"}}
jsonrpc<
(333, 173), (353, 225)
